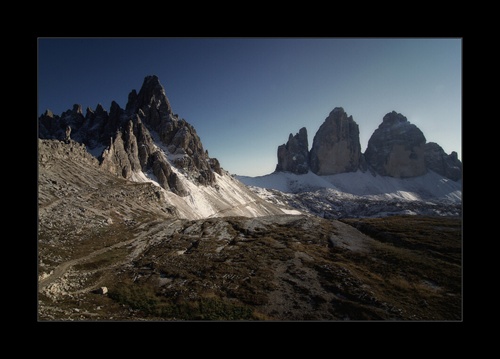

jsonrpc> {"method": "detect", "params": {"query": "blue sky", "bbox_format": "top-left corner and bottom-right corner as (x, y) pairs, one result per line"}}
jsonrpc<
(38, 38), (462, 176)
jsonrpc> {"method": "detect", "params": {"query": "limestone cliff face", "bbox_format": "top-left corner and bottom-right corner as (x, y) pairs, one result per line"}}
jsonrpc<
(275, 127), (309, 174)
(309, 107), (361, 176)
(273, 108), (461, 181)
(424, 142), (462, 181)
(38, 75), (221, 196)
(364, 111), (427, 178)
(126, 75), (219, 186)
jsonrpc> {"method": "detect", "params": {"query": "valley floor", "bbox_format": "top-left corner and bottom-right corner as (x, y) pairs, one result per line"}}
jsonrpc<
(38, 214), (461, 321)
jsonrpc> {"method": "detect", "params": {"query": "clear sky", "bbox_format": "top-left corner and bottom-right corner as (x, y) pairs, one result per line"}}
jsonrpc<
(38, 38), (462, 176)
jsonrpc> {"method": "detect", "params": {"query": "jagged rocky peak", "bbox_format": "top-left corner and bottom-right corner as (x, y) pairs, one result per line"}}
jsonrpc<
(84, 103), (104, 123)
(309, 107), (361, 175)
(424, 142), (462, 181)
(39, 109), (58, 139)
(126, 75), (219, 185)
(364, 111), (427, 178)
(39, 104), (84, 141)
(128, 75), (172, 121)
(125, 89), (138, 113)
(72, 104), (83, 115)
(62, 105), (85, 134)
(38, 75), (222, 195)
(276, 127), (309, 174)
(84, 103), (106, 122)
(99, 117), (141, 179)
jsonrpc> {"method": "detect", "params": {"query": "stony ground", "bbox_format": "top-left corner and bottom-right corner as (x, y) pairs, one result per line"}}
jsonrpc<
(249, 186), (462, 219)
(38, 212), (461, 321)
(37, 140), (462, 321)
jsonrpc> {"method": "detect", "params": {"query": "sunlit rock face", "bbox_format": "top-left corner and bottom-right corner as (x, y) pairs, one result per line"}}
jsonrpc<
(128, 75), (218, 186)
(38, 75), (222, 195)
(364, 111), (426, 178)
(309, 107), (361, 176)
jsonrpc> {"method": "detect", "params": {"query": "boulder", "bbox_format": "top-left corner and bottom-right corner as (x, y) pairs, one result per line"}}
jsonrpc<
(95, 287), (108, 295)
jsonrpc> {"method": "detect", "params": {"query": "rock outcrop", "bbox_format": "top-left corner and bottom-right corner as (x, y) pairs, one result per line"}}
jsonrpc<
(38, 75), (221, 196)
(275, 127), (309, 174)
(309, 107), (361, 175)
(274, 108), (461, 181)
(99, 120), (142, 180)
(364, 111), (427, 178)
(132, 76), (218, 186)
(424, 142), (462, 181)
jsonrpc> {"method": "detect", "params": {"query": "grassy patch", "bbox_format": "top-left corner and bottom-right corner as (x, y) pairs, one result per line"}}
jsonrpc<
(341, 216), (461, 261)
(41, 214), (462, 320)
(108, 279), (259, 320)
(338, 215), (462, 320)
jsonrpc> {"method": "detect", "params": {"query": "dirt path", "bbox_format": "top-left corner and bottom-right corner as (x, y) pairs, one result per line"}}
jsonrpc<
(38, 219), (180, 292)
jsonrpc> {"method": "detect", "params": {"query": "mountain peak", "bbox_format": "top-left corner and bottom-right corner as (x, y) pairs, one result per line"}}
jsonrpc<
(123, 75), (171, 117)
(329, 107), (345, 116)
(382, 111), (407, 125)
(310, 108), (361, 175)
(72, 104), (83, 115)
(141, 75), (166, 98)
(274, 107), (460, 181)
(275, 127), (309, 174)
(365, 111), (426, 178)
(143, 74), (161, 84)
(39, 75), (222, 194)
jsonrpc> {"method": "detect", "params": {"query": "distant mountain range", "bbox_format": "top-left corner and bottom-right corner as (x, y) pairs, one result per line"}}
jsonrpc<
(274, 107), (461, 181)
(238, 107), (461, 218)
(39, 75), (461, 219)
(37, 75), (462, 321)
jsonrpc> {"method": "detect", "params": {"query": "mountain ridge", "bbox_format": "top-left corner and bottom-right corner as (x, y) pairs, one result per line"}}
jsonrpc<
(39, 75), (219, 192)
(38, 142), (462, 320)
(37, 75), (462, 321)
(38, 75), (286, 219)
(275, 107), (461, 182)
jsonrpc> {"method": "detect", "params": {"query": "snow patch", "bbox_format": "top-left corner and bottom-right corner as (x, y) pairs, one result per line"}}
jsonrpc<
(281, 208), (303, 215)
(126, 168), (285, 220)
(129, 171), (162, 188)
(238, 170), (461, 203)
(118, 129), (290, 219)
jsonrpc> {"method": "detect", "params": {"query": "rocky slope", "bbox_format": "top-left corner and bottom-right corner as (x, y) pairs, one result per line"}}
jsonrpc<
(39, 75), (219, 194)
(38, 76), (284, 219)
(38, 76), (462, 321)
(37, 135), (461, 321)
(38, 197), (462, 321)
